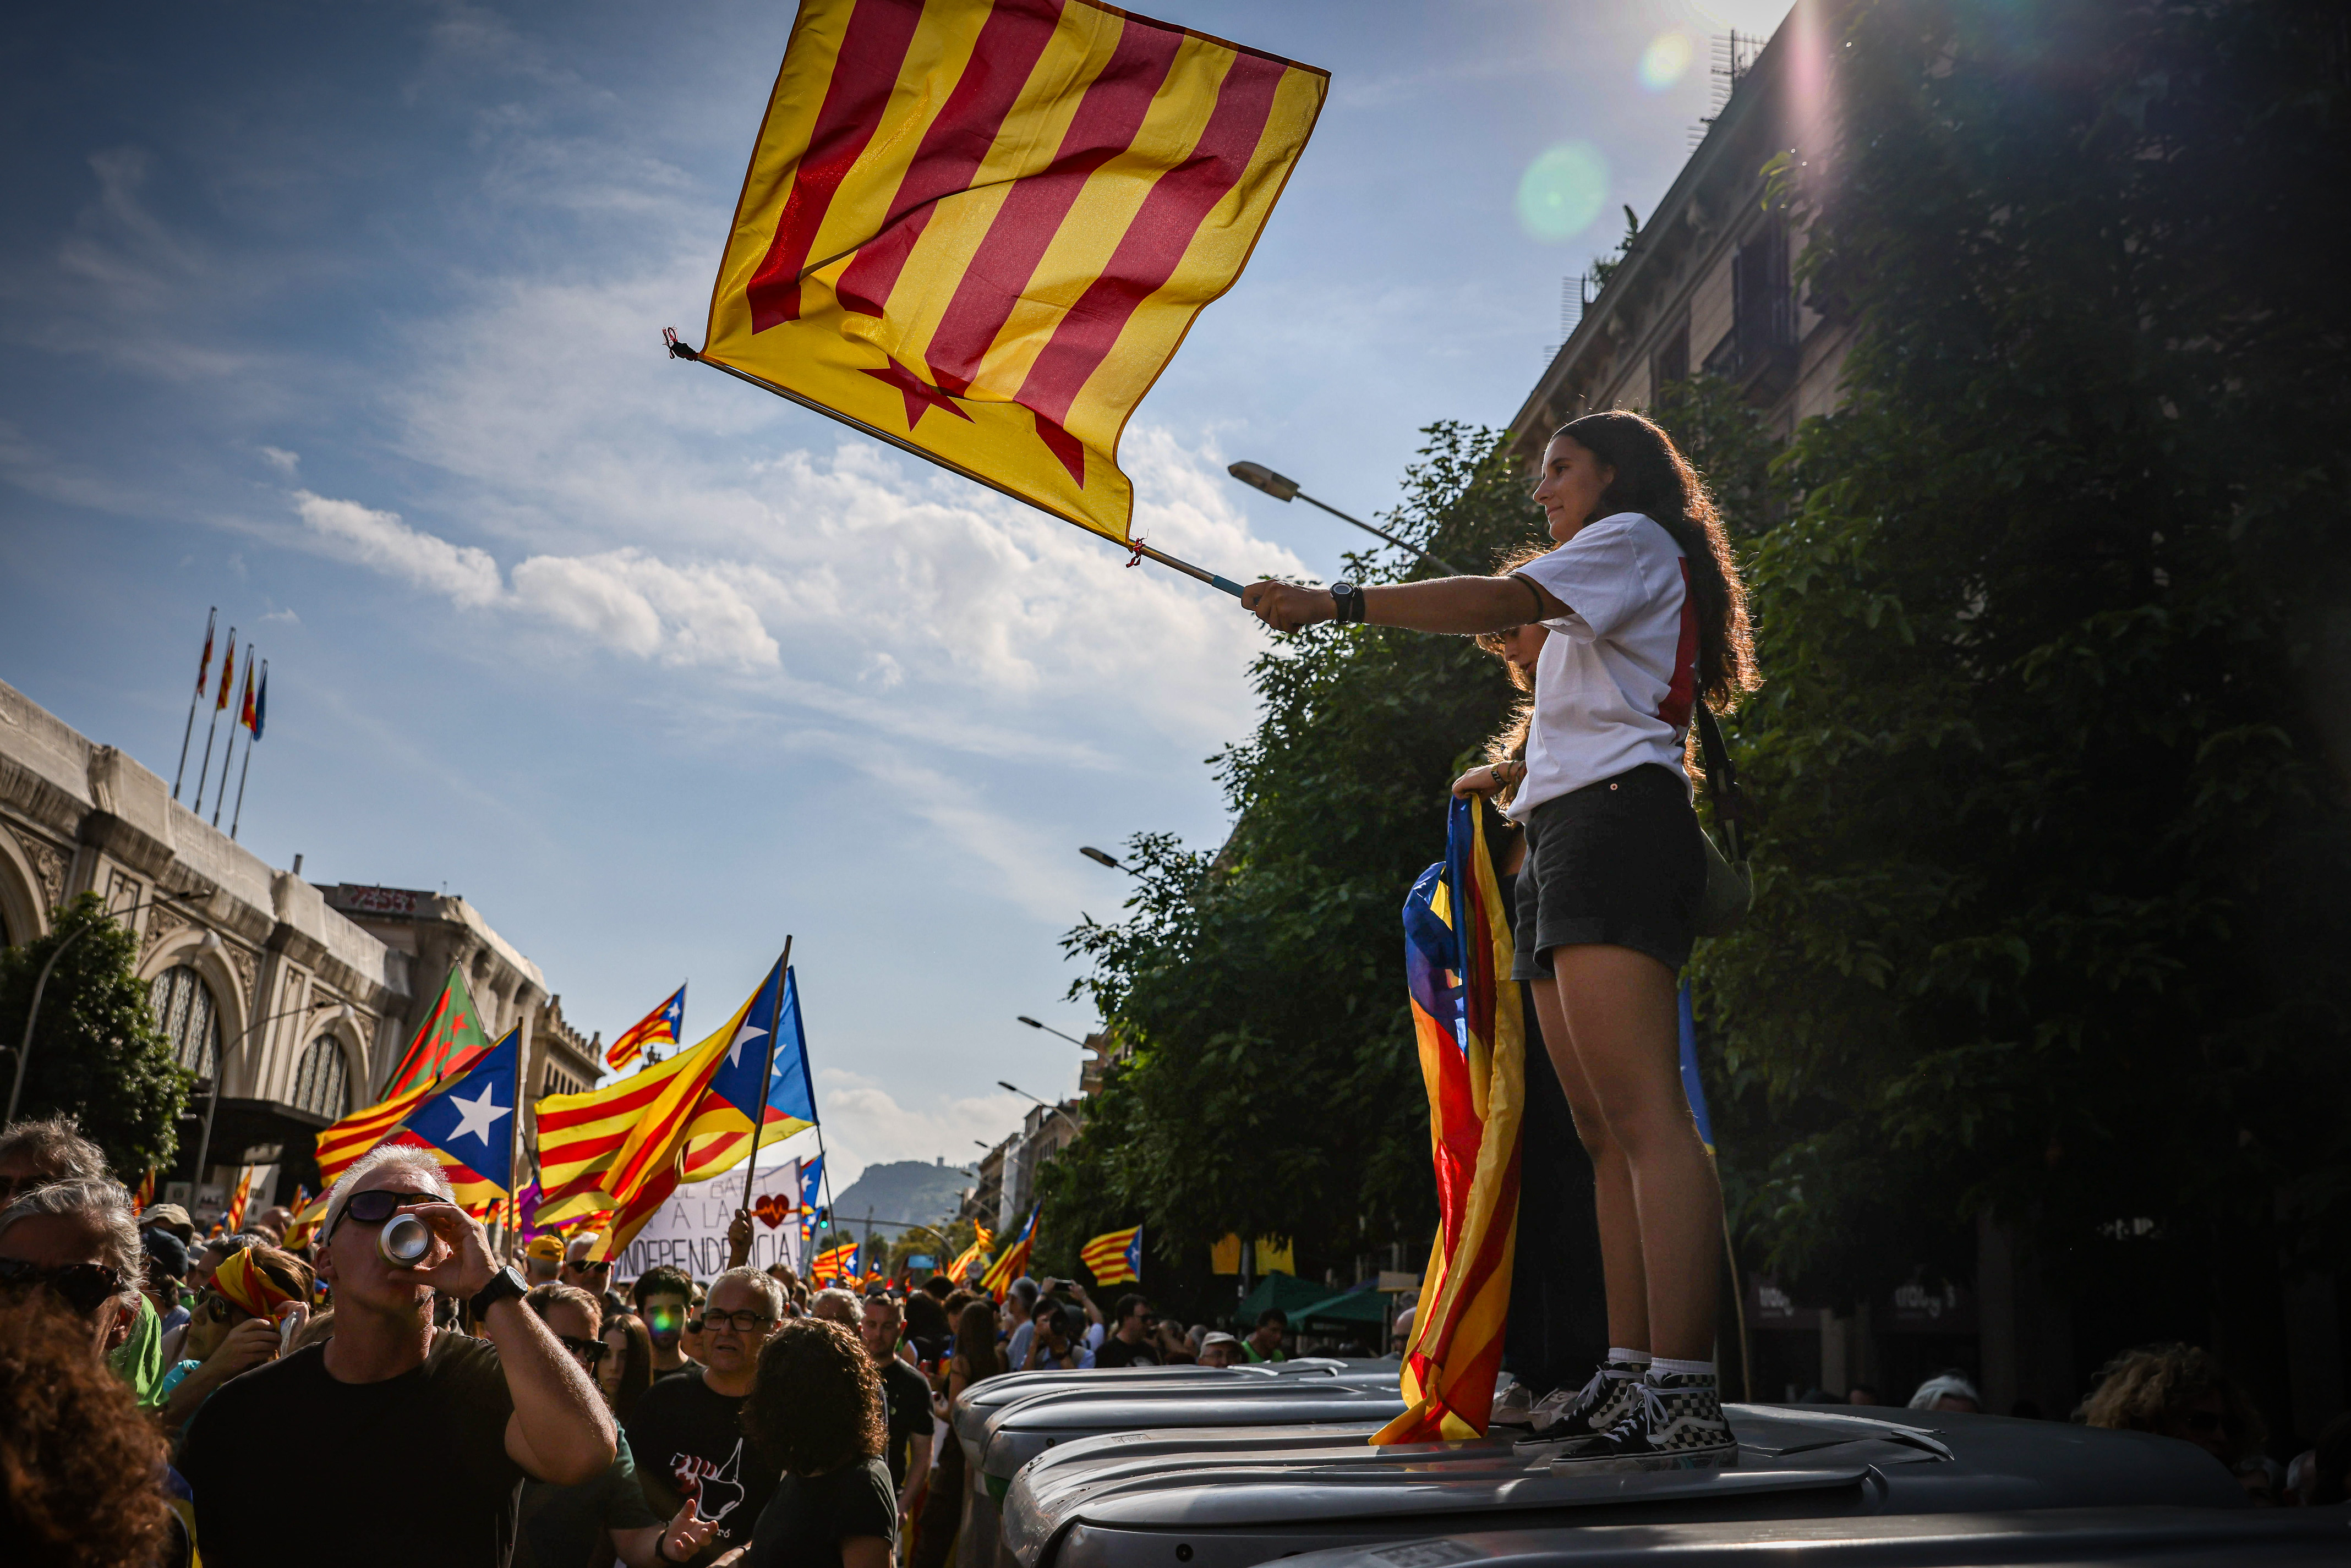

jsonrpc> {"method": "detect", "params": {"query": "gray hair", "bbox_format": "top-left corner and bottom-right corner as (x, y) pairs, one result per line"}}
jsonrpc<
(0, 1115), (107, 1184)
(1909, 1372), (1982, 1411)
(0, 1177), (141, 1304)
(810, 1285), (865, 1325)
(322, 1144), (452, 1237)
(712, 1266), (787, 1320)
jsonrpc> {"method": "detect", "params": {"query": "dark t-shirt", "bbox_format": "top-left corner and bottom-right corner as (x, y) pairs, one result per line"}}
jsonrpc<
(625, 1366), (779, 1566)
(1094, 1335), (1159, 1369)
(742, 1457), (898, 1568)
(877, 1357), (931, 1489)
(182, 1330), (524, 1568)
(517, 1430), (663, 1568)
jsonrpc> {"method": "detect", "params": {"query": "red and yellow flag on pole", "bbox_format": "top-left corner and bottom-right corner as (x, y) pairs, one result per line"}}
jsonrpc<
(382, 966), (492, 1100)
(944, 1224), (992, 1282)
(1373, 798), (1525, 1445)
(694, 0), (1326, 548)
(222, 1165), (255, 1233)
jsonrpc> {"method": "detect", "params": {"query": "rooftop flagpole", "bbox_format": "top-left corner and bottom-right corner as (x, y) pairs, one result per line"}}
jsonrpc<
(173, 608), (215, 802)
(192, 627), (233, 818)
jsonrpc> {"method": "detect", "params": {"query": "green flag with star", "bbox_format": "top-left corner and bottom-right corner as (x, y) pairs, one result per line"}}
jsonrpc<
(382, 964), (491, 1098)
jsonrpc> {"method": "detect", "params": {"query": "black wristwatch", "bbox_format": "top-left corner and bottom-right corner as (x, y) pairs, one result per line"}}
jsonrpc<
(471, 1263), (527, 1317)
(1330, 580), (1365, 624)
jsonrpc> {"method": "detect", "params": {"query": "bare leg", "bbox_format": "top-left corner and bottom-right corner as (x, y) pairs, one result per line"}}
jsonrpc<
(1546, 944), (1720, 1363)
(1528, 973), (1649, 1354)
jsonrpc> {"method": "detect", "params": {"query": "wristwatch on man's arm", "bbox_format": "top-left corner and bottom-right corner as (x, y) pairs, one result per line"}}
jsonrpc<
(1330, 580), (1365, 624)
(470, 1263), (528, 1317)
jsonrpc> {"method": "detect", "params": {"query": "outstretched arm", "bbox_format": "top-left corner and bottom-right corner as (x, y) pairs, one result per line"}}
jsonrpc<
(403, 1201), (617, 1484)
(1240, 574), (1567, 636)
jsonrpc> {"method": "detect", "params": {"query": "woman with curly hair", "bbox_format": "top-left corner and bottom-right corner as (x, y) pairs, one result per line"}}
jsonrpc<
(1246, 410), (1758, 1467)
(2080, 1343), (2265, 1470)
(1, 1301), (182, 1568)
(733, 1318), (895, 1568)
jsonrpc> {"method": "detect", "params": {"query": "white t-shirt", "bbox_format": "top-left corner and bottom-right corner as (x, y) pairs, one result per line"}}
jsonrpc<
(1505, 511), (1698, 819)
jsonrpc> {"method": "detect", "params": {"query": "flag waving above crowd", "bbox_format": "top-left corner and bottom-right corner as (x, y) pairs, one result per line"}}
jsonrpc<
(605, 983), (686, 1071)
(691, 0), (1326, 547)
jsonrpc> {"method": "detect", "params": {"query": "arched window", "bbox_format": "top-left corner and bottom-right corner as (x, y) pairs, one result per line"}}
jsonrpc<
(149, 964), (220, 1081)
(290, 1034), (349, 1119)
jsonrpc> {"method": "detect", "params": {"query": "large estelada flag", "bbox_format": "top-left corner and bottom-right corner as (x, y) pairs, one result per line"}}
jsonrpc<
(606, 984), (687, 1073)
(977, 1206), (1037, 1302)
(1375, 797), (1526, 1445)
(679, 967), (818, 1182)
(698, 0), (1327, 544)
(398, 1026), (523, 1208)
(1081, 1223), (1141, 1285)
(382, 965), (492, 1099)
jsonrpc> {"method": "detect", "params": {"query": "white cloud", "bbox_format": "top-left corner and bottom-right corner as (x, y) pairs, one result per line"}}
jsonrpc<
(294, 489), (503, 608)
(511, 549), (780, 670)
(259, 606), (301, 626)
(812, 1068), (1030, 1197)
(258, 446), (300, 475)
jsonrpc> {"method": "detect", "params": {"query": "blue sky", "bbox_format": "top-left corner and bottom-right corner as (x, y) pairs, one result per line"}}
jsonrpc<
(0, 0), (1789, 1188)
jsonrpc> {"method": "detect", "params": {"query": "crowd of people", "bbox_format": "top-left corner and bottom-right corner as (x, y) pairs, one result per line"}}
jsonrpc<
(6, 1109), (2348, 1565)
(0, 1111), (1323, 1567)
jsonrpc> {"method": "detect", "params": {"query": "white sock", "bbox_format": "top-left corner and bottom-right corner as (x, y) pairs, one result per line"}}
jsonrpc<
(1606, 1347), (1652, 1370)
(1649, 1356), (1714, 1379)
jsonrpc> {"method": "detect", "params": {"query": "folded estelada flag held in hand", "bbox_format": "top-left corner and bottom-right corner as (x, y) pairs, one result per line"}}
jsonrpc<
(697, 0), (1327, 547)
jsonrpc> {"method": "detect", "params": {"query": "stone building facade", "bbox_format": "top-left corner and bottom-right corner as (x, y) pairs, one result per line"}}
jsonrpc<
(0, 677), (597, 1214)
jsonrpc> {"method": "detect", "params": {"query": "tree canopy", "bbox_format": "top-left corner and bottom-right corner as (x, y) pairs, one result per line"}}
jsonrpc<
(1, 894), (190, 1179)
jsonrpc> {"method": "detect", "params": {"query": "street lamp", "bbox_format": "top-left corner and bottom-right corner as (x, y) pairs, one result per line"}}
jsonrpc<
(191, 995), (351, 1191)
(1016, 1016), (1089, 1048)
(6, 889), (207, 1124)
(1227, 460), (1467, 577)
(1078, 846), (1128, 872)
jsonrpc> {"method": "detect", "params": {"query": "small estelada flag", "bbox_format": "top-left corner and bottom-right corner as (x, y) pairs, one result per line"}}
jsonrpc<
(1081, 1223), (1141, 1285)
(606, 985), (687, 1072)
(222, 1165), (255, 1232)
(699, 0), (1327, 545)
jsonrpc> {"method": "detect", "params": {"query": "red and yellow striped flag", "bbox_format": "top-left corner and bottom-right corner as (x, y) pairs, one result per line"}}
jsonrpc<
(698, 0), (1326, 544)
(811, 1240), (857, 1283)
(132, 1168), (157, 1211)
(1373, 799), (1524, 1445)
(977, 1207), (1036, 1302)
(222, 1166), (255, 1233)
(281, 1189), (330, 1252)
(944, 1224), (992, 1282)
(313, 1081), (437, 1187)
(1080, 1223), (1141, 1285)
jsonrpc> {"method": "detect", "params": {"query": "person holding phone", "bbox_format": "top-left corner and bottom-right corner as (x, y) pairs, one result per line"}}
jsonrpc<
(179, 1144), (616, 1566)
(155, 1240), (312, 1437)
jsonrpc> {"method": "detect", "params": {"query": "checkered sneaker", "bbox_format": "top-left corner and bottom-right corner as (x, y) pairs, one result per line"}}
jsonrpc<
(1548, 1370), (1737, 1472)
(1511, 1358), (1648, 1451)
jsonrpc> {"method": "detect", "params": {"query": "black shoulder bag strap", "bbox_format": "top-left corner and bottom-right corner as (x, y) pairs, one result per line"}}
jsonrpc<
(1692, 702), (1745, 863)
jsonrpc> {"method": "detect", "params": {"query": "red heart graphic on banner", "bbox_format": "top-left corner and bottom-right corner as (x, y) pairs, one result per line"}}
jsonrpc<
(753, 1193), (793, 1230)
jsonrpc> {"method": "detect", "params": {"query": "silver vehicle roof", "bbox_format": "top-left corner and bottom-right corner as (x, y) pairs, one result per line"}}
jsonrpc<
(1255, 1506), (2348, 1568)
(952, 1360), (1359, 1449)
(1002, 1405), (2254, 1568)
(980, 1372), (1408, 1478)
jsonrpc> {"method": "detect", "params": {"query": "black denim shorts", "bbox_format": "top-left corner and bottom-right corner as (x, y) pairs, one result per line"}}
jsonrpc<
(1509, 763), (1707, 980)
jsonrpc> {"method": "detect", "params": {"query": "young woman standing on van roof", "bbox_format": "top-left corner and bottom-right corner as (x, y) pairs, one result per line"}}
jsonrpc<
(1243, 410), (1756, 1468)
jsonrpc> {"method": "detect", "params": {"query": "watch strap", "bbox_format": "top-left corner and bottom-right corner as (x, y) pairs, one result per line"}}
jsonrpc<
(471, 1263), (528, 1317)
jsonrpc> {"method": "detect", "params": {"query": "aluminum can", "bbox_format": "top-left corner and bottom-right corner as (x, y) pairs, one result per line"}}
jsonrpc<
(379, 1212), (434, 1266)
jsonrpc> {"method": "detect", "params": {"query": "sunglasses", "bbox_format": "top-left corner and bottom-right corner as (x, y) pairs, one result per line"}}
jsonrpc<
(565, 1259), (613, 1276)
(692, 1309), (780, 1334)
(198, 1290), (236, 1324)
(0, 1257), (128, 1317)
(325, 1188), (444, 1238)
(558, 1333), (610, 1367)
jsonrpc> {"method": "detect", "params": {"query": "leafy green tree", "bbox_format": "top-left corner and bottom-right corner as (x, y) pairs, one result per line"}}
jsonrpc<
(0, 894), (189, 1178)
(1694, 0), (2351, 1342)
(1032, 424), (1550, 1303)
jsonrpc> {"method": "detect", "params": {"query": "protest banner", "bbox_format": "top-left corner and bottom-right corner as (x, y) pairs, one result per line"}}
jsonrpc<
(611, 1156), (801, 1279)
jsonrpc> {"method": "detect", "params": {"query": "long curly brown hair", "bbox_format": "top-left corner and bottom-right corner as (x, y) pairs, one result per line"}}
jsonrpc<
(1551, 409), (1758, 709)
(741, 1318), (885, 1476)
(0, 1301), (175, 1567)
(2079, 1343), (2266, 1464)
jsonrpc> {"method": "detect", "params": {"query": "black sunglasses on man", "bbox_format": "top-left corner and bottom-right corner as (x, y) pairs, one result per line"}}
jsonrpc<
(321, 1188), (445, 1241)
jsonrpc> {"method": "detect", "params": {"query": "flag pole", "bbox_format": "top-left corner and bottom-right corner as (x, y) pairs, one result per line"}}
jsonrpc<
(173, 608), (215, 802)
(228, 661), (261, 840)
(739, 937), (794, 1221)
(664, 333), (1248, 599)
(192, 628), (232, 816)
(211, 702), (239, 829)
